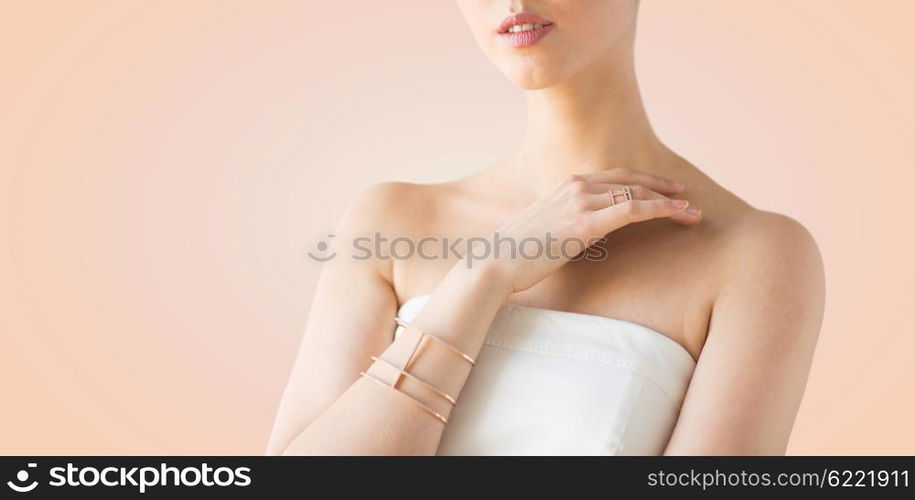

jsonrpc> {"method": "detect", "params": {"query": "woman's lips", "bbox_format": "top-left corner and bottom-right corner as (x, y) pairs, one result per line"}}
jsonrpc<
(499, 23), (554, 48)
(497, 13), (554, 48)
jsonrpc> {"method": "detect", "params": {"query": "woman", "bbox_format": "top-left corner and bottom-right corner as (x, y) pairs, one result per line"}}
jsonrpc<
(267, 0), (824, 455)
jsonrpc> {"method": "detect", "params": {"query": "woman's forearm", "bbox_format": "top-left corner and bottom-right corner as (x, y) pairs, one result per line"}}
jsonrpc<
(280, 261), (511, 455)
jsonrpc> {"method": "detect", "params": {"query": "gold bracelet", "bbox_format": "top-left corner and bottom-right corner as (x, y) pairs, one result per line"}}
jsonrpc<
(370, 356), (457, 405)
(394, 316), (476, 366)
(359, 371), (448, 424)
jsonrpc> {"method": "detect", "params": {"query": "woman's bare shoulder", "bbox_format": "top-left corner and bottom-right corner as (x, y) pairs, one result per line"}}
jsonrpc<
(718, 207), (821, 264)
(337, 180), (466, 237)
(687, 168), (819, 264)
(710, 204), (825, 315)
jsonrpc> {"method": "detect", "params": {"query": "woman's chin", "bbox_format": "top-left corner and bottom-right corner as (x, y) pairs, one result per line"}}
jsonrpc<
(512, 79), (555, 91)
(503, 69), (561, 91)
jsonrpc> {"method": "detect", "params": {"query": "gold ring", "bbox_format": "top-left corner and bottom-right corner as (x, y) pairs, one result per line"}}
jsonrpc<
(608, 186), (633, 205)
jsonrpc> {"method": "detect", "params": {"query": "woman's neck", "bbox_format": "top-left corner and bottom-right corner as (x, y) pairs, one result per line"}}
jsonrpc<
(509, 49), (677, 195)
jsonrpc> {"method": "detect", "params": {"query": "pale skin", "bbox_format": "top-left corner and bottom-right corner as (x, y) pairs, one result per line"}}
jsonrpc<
(266, 0), (824, 455)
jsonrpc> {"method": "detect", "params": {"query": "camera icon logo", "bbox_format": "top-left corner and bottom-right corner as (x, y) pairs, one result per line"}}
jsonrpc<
(7, 463), (38, 493)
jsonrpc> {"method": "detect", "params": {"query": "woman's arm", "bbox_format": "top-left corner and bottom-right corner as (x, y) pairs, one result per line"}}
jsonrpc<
(664, 213), (825, 455)
(278, 262), (509, 455)
(265, 183), (511, 455)
(268, 171), (697, 455)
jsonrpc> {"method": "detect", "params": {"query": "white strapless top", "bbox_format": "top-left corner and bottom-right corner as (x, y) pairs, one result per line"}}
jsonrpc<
(396, 295), (696, 456)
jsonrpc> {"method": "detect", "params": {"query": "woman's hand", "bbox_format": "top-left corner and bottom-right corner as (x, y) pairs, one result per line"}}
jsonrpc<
(477, 168), (702, 293)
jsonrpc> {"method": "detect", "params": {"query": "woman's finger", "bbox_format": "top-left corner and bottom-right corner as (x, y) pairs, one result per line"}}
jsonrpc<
(583, 184), (702, 226)
(589, 197), (695, 232)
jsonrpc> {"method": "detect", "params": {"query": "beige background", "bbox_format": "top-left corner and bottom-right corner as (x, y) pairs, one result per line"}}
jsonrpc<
(2, 0), (914, 454)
